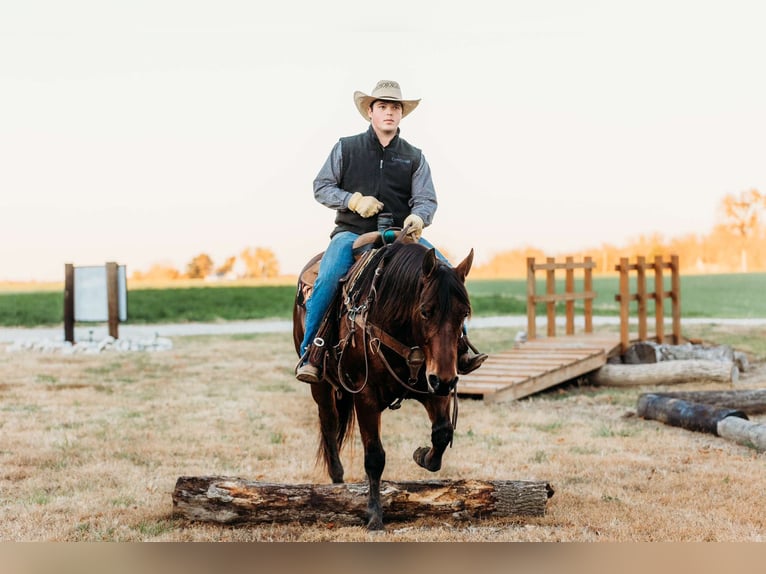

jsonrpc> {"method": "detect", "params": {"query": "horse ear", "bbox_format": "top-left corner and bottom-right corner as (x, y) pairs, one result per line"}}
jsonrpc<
(422, 248), (438, 278)
(454, 249), (474, 281)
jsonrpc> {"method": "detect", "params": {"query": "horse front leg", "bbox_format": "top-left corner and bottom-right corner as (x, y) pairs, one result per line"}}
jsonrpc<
(355, 404), (386, 530)
(413, 396), (453, 472)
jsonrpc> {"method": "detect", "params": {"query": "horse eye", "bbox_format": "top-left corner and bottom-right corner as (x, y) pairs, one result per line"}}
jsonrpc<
(420, 306), (431, 319)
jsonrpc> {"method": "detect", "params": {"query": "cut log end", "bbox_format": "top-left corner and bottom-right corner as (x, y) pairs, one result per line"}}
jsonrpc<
(172, 476), (554, 526)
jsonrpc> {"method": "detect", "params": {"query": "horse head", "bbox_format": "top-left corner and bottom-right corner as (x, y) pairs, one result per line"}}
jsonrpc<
(415, 247), (474, 395)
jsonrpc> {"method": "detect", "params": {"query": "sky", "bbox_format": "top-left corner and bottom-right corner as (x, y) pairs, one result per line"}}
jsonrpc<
(2, 0), (766, 281)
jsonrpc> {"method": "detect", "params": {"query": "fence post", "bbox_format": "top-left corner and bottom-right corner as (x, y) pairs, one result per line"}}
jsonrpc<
(671, 254), (681, 344)
(545, 257), (556, 337)
(618, 257), (630, 352)
(636, 256), (647, 341)
(526, 257), (537, 340)
(565, 256), (575, 335)
(106, 261), (120, 340)
(584, 256), (593, 334)
(64, 263), (75, 343)
(654, 255), (665, 344)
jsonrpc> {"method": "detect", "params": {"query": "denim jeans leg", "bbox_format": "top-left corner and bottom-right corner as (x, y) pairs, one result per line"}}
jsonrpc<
(418, 237), (450, 264)
(300, 231), (359, 355)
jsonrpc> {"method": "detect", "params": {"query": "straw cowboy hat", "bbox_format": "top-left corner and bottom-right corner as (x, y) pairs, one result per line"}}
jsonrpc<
(353, 80), (421, 121)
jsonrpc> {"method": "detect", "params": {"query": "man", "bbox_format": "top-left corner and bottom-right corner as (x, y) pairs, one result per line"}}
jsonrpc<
(296, 80), (486, 383)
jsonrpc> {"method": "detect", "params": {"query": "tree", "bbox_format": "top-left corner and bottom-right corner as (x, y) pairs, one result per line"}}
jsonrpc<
(215, 256), (237, 278)
(718, 188), (764, 272)
(186, 253), (214, 279)
(131, 263), (181, 281)
(239, 247), (280, 278)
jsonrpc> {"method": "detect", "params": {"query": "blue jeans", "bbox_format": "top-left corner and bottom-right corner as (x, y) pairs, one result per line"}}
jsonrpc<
(300, 231), (447, 356)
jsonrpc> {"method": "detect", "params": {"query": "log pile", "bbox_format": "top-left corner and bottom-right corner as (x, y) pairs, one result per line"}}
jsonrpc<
(172, 476), (554, 526)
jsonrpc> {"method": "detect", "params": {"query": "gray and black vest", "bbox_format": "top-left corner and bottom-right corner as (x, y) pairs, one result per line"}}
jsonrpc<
(331, 125), (422, 237)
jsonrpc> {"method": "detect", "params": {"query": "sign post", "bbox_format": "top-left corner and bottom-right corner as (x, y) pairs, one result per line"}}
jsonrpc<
(63, 262), (127, 343)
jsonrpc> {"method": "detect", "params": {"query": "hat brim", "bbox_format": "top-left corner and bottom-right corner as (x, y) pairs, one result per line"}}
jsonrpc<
(353, 91), (420, 121)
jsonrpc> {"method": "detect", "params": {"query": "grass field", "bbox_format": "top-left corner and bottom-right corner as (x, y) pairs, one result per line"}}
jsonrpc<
(1, 272), (765, 327)
(2, 323), (765, 541)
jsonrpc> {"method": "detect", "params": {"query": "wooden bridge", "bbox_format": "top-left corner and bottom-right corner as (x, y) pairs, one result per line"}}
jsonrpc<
(458, 333), (620, 402)
(458, 255), (681, 402)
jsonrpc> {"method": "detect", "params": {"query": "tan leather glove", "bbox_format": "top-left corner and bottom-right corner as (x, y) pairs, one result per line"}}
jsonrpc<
(403, 213), (424, 240)
(348, 192), (384, 218)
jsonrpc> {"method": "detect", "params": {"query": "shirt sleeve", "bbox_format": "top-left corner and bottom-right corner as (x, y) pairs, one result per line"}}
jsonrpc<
(408, 153), (438, 226)
(313, 141), (354, 210)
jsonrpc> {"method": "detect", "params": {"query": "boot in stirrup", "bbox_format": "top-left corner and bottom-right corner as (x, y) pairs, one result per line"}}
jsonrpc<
(295, 340), (324, 384)
(457, 334), (488, 375)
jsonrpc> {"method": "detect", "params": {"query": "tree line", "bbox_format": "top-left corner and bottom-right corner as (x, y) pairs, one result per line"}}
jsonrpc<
(131, 189), (766, 281)
(471, 189), (766, 278)
(130, 247), (280, 281)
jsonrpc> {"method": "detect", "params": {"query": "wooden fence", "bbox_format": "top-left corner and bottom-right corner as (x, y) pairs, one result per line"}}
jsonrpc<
(526, 256), (596, 340)
(615, 255), (681, 352)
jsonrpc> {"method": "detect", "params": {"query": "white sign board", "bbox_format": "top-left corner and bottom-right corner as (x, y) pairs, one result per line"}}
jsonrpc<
(73, 265), (128, 322)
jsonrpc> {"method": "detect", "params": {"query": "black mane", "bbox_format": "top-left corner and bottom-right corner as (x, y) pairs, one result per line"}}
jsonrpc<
(348, 242), (470, 327)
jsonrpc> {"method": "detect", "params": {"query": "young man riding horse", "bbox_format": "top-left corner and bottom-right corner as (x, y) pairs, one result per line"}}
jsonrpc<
(296, 79), (486, 383)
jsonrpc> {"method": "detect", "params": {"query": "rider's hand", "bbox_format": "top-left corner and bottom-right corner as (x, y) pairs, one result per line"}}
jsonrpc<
(403, 213), (424, 240)
(348, 192), (384, 218)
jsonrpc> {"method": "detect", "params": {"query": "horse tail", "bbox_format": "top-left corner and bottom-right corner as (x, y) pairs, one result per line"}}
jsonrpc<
(314, 387), (356, 481)
(335, 390), (356, 452)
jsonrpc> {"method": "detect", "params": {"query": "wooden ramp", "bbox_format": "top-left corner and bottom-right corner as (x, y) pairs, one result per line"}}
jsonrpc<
(458, 333), (621, 403)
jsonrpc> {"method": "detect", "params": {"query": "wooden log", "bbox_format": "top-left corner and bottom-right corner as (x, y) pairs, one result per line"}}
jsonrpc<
(717, 417), (766, 452)
(653, 342), (734, 362)
(653, 390), (766, 415)
(637, 393), (748, 435)
(644, 342), (749, 372)
(172, 476), (554, 526)
(590, 360), (738, 387)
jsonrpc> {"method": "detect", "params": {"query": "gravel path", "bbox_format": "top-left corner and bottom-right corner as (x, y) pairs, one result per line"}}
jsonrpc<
(3, 316), (766, 344)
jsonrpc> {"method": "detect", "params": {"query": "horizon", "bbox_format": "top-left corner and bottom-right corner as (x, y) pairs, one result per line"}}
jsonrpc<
(2, 1), (765, 282)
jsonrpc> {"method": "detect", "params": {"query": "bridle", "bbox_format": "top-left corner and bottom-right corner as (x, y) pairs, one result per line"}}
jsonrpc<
(334, 248), (459, 431)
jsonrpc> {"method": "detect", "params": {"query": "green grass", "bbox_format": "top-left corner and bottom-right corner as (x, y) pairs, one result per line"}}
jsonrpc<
(466, 272), (766, 319)
(1, 273), (765, 327)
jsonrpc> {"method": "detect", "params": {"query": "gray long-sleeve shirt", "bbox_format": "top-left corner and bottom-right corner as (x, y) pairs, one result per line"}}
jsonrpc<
(312, 139), (438, 227)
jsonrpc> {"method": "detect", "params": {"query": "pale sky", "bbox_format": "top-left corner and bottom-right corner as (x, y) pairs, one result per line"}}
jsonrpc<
(2, 0), (765, 281)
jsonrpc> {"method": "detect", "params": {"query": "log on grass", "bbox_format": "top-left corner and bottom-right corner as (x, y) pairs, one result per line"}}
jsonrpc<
(172, 476), (554, 525)
(637, 393), (748, 435)
(717, 417), (766, 452)
(654, 390), (766, 415)
(653, 343), (748, 371)
(591, 360), (738, 387)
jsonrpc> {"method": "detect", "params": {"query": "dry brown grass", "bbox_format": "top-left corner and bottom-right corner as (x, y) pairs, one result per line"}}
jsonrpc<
(2, 324), (765, 541)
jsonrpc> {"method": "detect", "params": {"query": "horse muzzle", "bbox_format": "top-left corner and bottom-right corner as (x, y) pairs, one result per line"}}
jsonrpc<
(427, 374), (458, 396)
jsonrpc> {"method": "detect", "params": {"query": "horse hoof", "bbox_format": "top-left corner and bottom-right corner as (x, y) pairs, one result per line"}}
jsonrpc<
(412, 447), (430, 469)
(367, 518), (385, 531)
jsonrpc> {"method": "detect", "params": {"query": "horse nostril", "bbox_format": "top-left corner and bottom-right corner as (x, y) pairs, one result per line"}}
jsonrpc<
(428, 374), (458, 396)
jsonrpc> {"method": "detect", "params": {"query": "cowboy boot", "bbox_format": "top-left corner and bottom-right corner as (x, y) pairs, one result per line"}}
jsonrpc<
(457, 334), (488, 375)
(295, 361), (320, 384)
(295, 340), (326, 384)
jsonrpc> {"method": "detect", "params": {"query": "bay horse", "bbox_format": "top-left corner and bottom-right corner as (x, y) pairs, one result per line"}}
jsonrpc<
(293, 235), (474, 530)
